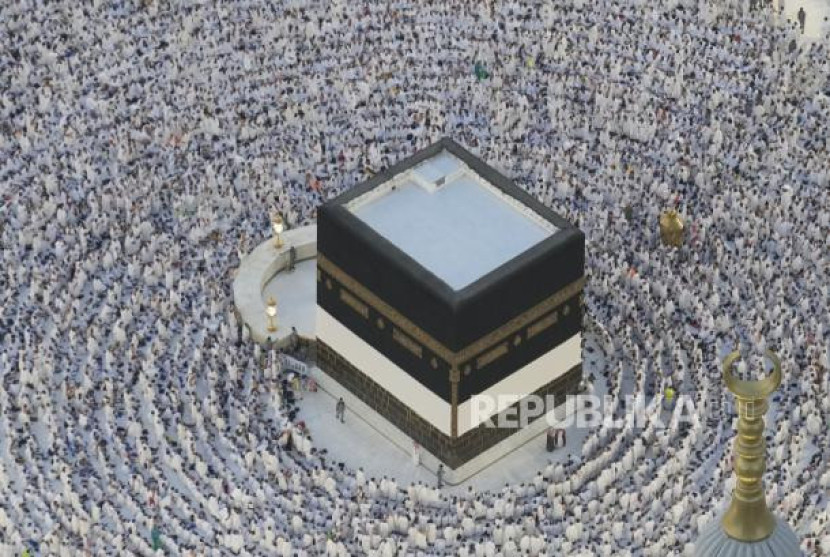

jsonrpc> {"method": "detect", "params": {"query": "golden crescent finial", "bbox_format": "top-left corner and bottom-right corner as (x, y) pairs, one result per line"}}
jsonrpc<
(720, 349), (782, 542)
(722, 350), (782, 400)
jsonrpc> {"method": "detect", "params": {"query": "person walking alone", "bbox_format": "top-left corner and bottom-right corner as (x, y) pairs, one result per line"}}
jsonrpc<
(798, 7), (806, 33)
(335, 397), (345, 423)
(288, 245), (297, 271)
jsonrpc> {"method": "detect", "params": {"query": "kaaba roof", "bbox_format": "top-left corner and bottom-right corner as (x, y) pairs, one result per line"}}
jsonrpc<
(346, 146), (559, 290)
(327, 138), (577, 288)
(318, 137), (584, 352)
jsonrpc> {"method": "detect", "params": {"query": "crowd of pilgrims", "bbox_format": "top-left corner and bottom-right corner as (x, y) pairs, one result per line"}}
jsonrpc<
(1, 0), (830, 554)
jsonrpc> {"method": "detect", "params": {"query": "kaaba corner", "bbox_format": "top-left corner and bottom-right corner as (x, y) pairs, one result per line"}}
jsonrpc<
(315, 138), (585, 471)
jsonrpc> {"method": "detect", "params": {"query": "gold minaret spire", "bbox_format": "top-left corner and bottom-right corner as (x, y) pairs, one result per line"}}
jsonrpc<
(720, 350), (782, 542)
(695, 349), (800, 556)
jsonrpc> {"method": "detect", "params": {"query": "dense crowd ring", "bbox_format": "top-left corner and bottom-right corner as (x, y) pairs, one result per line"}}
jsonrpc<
(1, 0), (829, 555)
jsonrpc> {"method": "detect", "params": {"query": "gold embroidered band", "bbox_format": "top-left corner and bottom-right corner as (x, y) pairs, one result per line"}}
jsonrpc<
(527, 310), (559, 340)
(392, 327), (423, 358)
(319, 254), (585, 369)
(476, 342), (509, 369)
(339, 288), (369, 319)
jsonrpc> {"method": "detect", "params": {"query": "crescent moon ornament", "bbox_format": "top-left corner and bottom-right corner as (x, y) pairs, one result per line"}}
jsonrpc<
(720, 350), (783, 542)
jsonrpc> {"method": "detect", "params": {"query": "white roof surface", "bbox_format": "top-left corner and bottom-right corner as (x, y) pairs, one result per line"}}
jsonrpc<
(348, 150), (557, 290)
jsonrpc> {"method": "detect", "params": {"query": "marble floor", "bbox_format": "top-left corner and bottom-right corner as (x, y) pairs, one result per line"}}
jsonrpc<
(261, 258), (317, 339)
(295, 335), (608, 493)
(779, 0), (830, 39)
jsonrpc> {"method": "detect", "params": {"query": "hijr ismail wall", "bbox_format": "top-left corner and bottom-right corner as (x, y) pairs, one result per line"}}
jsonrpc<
(315, 138), (585, 469)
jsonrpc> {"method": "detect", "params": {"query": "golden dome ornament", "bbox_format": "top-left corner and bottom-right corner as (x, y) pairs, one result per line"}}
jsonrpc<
(720, 350), (781, 542)
(659, 209), (685, 248)
(694, 350), (801, 556)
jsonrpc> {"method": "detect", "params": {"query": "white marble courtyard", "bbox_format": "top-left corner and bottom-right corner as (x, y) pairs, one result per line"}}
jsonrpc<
(261, 259), (317, 339)
(781, 0), (830, 38)
(299, 338), (608, 493)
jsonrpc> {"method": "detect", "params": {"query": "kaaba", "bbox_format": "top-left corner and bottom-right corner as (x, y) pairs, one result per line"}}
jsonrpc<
(316, 138), (585, 471)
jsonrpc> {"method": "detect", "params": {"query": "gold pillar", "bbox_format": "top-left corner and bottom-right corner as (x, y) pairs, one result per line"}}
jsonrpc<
(450, 366), (461, 438)
(720, 350), (782, 542)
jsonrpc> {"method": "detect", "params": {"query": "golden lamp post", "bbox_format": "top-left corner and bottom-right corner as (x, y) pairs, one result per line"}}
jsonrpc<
(720, 350), (781, 542)
(265, 296), (278, 333)
(270, 210), (285, 249)
(659, 209), (685, 248)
